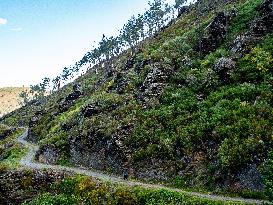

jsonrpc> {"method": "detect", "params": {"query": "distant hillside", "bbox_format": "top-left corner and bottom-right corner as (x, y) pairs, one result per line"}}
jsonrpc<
(0, 87), (28, 117)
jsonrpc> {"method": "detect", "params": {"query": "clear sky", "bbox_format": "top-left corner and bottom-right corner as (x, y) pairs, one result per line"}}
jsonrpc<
(0, 0), (177, 87)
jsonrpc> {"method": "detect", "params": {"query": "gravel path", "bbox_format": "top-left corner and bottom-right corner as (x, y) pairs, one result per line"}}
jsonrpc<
(17, 128), (270, 204)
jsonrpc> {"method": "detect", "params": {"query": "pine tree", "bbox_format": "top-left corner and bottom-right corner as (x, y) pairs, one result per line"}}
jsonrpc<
(40, 77), (50, 92)
(52, 76), (61, 91)
(144, 0), (172, 35)
(174, 0), (187, 12)
(61, 67), (71, 81)
(19, 91), (30, 105)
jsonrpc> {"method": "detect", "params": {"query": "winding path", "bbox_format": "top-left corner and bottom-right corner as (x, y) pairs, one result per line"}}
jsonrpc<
(17, 128), (270, 204)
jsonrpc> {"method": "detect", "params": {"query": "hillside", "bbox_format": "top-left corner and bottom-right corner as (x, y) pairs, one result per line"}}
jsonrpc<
(0, 87), (29, 118)
(1, 0), (273, 204)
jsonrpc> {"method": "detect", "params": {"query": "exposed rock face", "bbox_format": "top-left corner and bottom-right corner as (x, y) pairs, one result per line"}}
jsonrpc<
(59, 84), (82, 113)
(141, 63), (172, 98)
(69, 126), (133, 175)
(28, 111), (44, 142)
(36, 145), (60, 164)
(231, 0), (273, 56)
(81, 102), (101, 118)
(199, 12), (232, 54)
(236, 164), (264, 191)
(133, 159), (176, 181)
(213, 57), (236, 82)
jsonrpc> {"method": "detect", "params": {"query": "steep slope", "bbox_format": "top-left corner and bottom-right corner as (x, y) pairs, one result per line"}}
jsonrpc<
(0, 87), (29, 117)
(1, 0), (273, 198)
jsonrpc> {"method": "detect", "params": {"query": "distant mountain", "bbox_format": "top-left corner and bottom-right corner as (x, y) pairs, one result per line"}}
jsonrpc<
(0, 87), (29, 117)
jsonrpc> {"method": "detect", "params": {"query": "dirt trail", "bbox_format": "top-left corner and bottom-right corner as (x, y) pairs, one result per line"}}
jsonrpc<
(17, 128), (270, 204)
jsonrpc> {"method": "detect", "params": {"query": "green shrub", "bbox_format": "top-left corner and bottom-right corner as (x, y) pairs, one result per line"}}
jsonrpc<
(218, 137), (255, 172)
(23, 193), (78, 205)
(244, 47), (273, 73)
(262, 151), (273, 201)
(232, 47), (273, 83)
(228, 0), (262, 35)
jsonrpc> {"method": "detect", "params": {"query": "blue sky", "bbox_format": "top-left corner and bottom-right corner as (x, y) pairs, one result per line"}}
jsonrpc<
(0, 0), (175, 87)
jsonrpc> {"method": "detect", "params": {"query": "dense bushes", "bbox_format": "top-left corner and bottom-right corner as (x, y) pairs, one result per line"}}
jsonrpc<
(228, 0), (263, 36)
(2, 0), (273, 199)
(24, 175), (246, 205)
(263, 151), (273, 201)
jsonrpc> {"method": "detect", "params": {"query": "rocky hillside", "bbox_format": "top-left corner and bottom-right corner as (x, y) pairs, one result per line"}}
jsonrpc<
(0, 87), (29, 118)
(1, 0), (273, 200)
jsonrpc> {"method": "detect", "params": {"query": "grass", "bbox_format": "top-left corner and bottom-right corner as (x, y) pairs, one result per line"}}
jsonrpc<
(0, 0), (272, 201)
(23, 175), (249, 205)
(0, 128), (28, 168)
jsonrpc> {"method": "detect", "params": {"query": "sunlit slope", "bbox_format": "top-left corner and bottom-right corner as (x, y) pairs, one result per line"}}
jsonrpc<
(0, 87), (30, 117)
(1, 0), (273, 198)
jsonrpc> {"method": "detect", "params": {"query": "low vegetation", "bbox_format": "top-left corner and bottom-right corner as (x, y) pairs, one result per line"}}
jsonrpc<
(23, 175), (246, 205)
(0, 127), (27, 168)
(1, 0), (273, 203)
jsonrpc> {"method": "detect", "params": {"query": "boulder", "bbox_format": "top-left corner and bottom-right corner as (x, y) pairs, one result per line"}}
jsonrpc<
(36, 145), (60, 164)
(141, 63), (172, 97)
(82, 103), (100, 118)
(236, 164), (264, 191)
(213, 57), (236, 81)
(199, 10), (236, 54)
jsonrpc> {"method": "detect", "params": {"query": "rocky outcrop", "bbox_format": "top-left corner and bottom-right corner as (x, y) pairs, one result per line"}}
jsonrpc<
(236, 164), (264, 192)
(140, 63), (172, 98)
(199, 11), (235, 54)
(81, 102), (101, 118)
(111, 72), (129, 94)
(36, 145), (61, 164)
(231, 0), (273, 56)
(230, 34), (260, 55)
(69, 125), (133, 175)
(59, 84), (82, 113)
(69, 134), (126, 175)
(28, 111), (44, 128)
(0, 169), (70, 205)
(28, 111), (44, 142)
(258, 0), (273, 16)
(213, 57), (236, 82)
(252, 0), (273, 36)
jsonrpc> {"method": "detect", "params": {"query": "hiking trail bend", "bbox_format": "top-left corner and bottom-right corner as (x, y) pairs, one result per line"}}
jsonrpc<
(17, 128), (270, 205)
